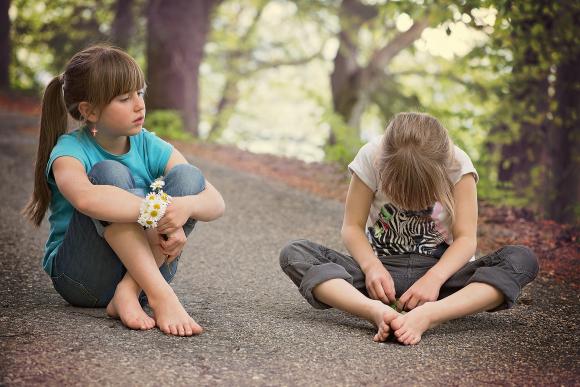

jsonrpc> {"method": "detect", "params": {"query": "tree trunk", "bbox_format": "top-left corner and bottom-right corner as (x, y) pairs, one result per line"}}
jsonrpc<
(0, 0), (10, 90)
(328, 0), (428, 145)
(548, 51), (580, 223)
(111, 0), (134, 50)
(207, 77), (239, 141)
(146, 0), (220, 136)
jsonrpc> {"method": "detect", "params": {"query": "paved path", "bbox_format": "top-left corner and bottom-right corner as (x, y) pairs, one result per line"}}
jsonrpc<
(0, 109), (578, 386)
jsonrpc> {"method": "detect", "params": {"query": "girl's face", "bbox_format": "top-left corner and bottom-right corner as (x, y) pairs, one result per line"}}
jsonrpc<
(95, 89), (146, 137)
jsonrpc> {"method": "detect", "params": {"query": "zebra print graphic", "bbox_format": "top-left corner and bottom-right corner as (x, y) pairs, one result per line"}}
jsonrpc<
(368, 203), (448, 258)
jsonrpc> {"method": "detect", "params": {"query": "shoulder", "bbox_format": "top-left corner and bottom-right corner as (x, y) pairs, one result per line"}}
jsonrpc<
(449, 145), (479, 184)
(52, 130), (83, 149)
(348, 135), (383, 192)
(354, 135), (383, 164)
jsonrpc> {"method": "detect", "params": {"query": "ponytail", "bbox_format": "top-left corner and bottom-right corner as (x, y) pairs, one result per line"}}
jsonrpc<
(22, 75), (69, 226)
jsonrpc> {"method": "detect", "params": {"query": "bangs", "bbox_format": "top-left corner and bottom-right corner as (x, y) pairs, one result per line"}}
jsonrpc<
(87, 48), (145, 108)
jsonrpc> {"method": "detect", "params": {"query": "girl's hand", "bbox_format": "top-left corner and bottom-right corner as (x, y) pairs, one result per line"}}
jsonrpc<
(398, 272), (443, 311)
(363, 262), (396, 304)
(157, 197), (191, 234)
(159, 228), (187, 263)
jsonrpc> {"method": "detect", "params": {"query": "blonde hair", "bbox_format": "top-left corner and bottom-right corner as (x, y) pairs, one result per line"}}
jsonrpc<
(376, 112), (457, 226)
(22, 44), (145, 226)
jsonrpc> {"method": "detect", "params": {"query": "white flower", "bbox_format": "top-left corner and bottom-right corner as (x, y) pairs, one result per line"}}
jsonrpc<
(150, 178), (165, 191)
(138, 190), (170, 228)
(159, 192), (171, 203)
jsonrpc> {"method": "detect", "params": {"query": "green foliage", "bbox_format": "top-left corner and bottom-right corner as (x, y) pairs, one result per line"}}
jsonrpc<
(322, 110), (363, 167)
(9, 0), (146, 90)
(479, 0), (580, 221)
(145, 110), (193, 141)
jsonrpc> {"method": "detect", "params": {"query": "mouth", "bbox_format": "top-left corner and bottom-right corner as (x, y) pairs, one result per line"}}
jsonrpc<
(133, 116), (144, 124)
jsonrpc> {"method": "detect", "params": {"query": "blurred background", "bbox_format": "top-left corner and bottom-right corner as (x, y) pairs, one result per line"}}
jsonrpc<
(1, 0), (578, 223)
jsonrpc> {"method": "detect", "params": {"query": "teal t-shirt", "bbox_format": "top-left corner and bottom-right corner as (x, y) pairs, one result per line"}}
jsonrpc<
(42, 127), (173, 275)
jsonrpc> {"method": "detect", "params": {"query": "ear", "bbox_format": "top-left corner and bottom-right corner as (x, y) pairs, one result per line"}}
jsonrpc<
(78, 102), (99, 123)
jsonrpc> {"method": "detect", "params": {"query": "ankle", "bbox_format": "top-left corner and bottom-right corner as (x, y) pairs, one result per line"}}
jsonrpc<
(419, 301), (441, 326)
(116, 279), (141, 297)
(145, 284), (176, 306)
(363, 299), (385, 320)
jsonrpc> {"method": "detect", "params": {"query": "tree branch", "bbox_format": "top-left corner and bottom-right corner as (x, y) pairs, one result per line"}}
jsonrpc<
(368, 17), (430, 71)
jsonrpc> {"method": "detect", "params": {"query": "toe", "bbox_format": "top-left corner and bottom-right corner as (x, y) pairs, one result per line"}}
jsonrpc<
(395, 328), (406, 337)
(191, 322), (203, 334)
(169, 324), (178, 336)
(177, 325), (186, 336)
(399, 331), (411, 343)
(185, 326), (193, 336)
(390, 316), (404, 331)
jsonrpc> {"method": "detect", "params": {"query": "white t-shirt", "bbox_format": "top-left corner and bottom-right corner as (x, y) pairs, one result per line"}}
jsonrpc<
(348, 135), (479, 258)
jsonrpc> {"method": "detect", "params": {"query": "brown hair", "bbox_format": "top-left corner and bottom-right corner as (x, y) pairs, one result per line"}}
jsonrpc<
(22, 44), (145, 226)
(376, 112), (457, 226)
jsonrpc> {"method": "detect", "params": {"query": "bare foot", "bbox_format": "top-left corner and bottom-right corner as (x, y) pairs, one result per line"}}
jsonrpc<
(390, 302), (439, 345)
(148, 289), (203, 337)
(367, 300), (401, 342)
(106, 283), (156, 330)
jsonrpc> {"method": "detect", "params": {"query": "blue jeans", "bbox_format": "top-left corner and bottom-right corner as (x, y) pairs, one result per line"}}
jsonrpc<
(50, 160), (205, 308)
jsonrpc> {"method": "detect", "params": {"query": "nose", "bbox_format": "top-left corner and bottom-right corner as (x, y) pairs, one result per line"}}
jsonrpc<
(134, 95), (145, 112)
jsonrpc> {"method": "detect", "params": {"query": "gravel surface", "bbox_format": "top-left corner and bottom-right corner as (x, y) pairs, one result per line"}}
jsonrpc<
(0, 109), (578, 386)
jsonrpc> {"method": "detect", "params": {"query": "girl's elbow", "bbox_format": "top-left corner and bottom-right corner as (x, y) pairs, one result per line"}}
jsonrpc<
(208, 195), (225, 220)
(455, 235), (477, 256)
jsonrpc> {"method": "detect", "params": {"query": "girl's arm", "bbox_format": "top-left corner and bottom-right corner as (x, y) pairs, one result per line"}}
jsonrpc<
(53, 148), (225, 225)
(398, 173), (478, 310)
(342, 173), (396, 303)
(53, 156), (143, 222)
(425, 173), (478, 283)
(156, 148), (225, 231)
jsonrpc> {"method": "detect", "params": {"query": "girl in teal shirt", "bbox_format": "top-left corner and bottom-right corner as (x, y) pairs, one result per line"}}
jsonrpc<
(23, 44), (225, 337)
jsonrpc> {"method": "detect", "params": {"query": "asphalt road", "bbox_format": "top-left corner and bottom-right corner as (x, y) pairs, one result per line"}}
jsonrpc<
(1, 109), (578, 386)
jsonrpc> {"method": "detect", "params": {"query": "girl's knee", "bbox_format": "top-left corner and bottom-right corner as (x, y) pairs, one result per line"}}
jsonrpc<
(279, 239), (312, 269)
(164, 164), (205, 196)
(88, 160), (134, 189)
(502, 245), (539, 279)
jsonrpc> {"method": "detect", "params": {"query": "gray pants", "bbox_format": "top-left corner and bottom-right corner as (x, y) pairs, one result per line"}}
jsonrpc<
(279, 240), (539, 311)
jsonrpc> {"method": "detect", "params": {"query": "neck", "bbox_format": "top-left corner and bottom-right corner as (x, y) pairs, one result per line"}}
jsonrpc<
(90, 128), (130, 155)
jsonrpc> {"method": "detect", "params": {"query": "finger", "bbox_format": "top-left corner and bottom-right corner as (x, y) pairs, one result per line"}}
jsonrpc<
(398, 292), (409, 311)
(406, 296), (419, 311)
(164, 227), (179, 235)
(367, 284), (377, 300)
(373, 282), (389, 304)
(156, 217), (167, 229)
(381, 277), (396, 303)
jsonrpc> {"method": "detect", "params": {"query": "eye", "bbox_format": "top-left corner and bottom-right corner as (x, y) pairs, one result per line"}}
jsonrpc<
(137, 90), (145, 98)
(119, 95), (130, 102)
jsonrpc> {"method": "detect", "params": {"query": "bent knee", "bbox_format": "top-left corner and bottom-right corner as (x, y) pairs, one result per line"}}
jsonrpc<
(88, 160), (134, 189)
(279, 239), (311, 269)
(165, 164), (206, 196)
(503, 245), (539, 278)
